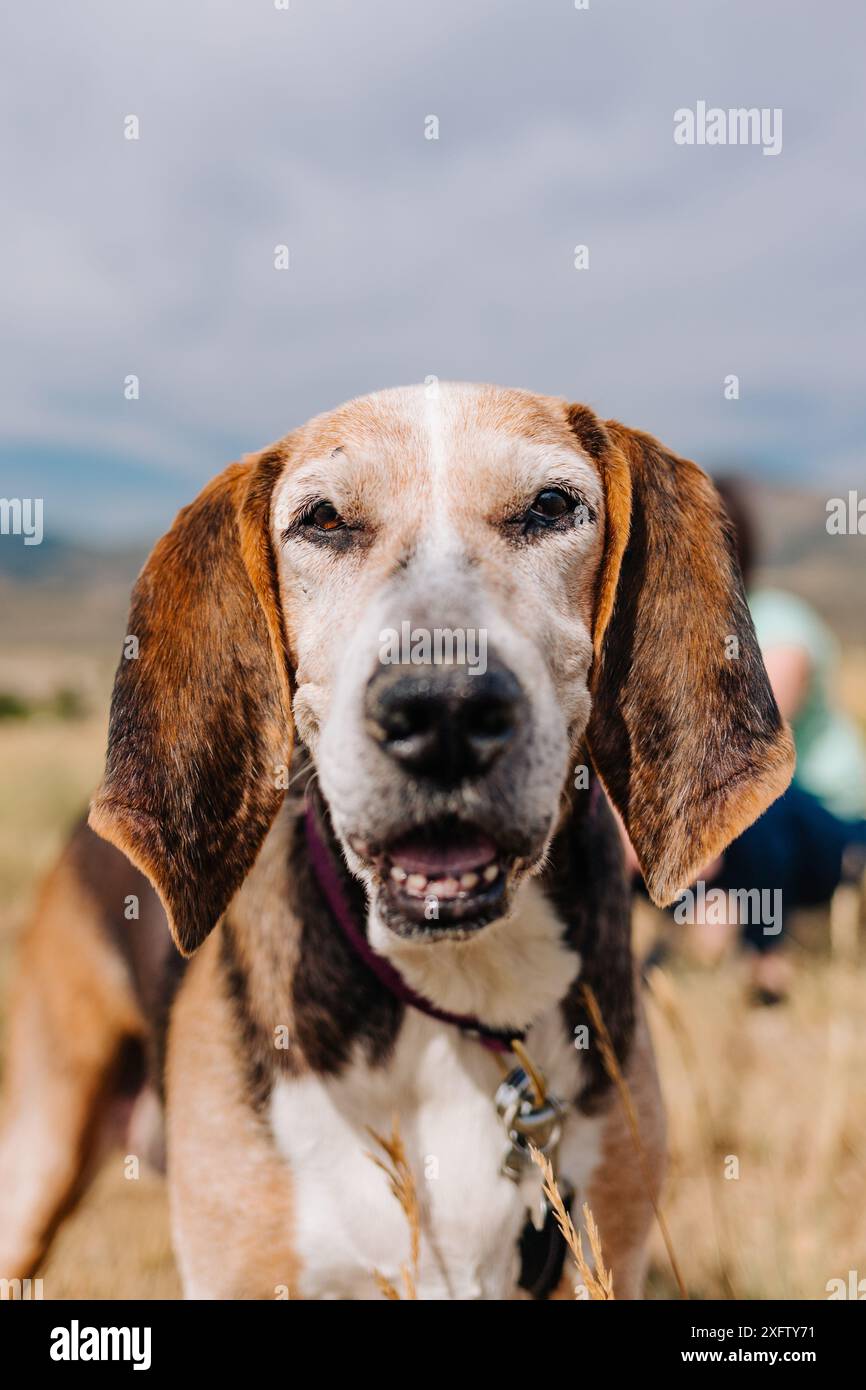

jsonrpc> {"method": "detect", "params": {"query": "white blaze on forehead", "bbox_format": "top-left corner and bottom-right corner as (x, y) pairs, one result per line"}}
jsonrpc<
(420, 383), (465, 560)
(423, 382), (446, 493)
(386, 390), (457, 615)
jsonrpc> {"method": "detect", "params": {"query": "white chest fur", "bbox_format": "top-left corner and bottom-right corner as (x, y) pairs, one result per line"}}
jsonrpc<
(269, 965), (606, 1300)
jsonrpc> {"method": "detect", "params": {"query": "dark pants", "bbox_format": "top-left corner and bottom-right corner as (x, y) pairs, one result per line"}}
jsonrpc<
(715, 783), (866, 953)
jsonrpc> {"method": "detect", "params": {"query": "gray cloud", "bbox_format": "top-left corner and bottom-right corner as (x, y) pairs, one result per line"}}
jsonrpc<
(1, 0), (864, 538)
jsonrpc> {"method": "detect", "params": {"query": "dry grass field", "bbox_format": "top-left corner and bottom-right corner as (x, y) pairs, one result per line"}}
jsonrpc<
(1, 655), (865, 1301)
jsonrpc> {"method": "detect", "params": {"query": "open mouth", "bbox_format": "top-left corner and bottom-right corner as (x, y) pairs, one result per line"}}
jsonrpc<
(374, 820), (516, 934)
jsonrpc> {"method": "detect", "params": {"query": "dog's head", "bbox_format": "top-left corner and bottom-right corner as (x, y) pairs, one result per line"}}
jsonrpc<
(91, 383), (794, 955)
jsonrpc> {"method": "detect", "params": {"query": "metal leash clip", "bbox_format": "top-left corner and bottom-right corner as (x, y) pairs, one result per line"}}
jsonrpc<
(495, 1063), (565, 1184)
(495, 1046), (575, 1285)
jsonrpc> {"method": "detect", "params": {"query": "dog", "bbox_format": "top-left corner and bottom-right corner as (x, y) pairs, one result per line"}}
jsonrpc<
(0, 383), (794, 1299)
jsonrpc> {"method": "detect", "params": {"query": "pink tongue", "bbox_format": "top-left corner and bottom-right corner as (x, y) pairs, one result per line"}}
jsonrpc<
(389, 830), (497, 877)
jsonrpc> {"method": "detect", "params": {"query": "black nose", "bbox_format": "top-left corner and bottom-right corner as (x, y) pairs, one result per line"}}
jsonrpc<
(364, 660), (525, 784)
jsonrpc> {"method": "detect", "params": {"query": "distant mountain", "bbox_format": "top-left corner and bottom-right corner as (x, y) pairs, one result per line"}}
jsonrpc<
(738, 481), (865, 642)
(0, 534), (147, 586)
(0, 537), (148, 659)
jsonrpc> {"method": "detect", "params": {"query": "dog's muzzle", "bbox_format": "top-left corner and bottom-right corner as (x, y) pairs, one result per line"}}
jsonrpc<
(351, 658), (537, 938)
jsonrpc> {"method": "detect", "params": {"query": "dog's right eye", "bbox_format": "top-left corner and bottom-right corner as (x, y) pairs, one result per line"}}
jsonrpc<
(302, 501), (345, 533)
(528, 488), (572, 521)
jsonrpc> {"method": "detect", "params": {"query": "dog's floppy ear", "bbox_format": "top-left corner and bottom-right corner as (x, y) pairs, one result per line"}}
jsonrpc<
(569, 406), (795, 907)
(89, 449), (293, 955)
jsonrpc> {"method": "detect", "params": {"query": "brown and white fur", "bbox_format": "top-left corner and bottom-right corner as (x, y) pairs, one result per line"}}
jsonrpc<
(0, 383), (794, 1299)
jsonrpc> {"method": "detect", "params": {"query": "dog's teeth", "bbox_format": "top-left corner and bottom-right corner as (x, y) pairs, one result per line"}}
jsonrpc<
(393, 862), (500, 895)
(429, 877), (459, 898)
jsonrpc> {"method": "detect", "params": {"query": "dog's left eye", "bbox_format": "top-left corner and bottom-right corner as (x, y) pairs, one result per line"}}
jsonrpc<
(505, 487), (593, 539)
(303, 501), (345, 533)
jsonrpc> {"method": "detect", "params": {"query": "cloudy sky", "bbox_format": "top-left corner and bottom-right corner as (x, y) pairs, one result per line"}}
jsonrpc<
(1, 0), (864, 541)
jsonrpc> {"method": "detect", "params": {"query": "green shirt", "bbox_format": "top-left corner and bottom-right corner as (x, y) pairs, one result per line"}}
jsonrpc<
(749, 588), (866, 821)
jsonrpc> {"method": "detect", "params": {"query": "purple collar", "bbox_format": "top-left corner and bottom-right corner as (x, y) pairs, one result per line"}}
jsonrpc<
(304, 806), (523, 1054)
